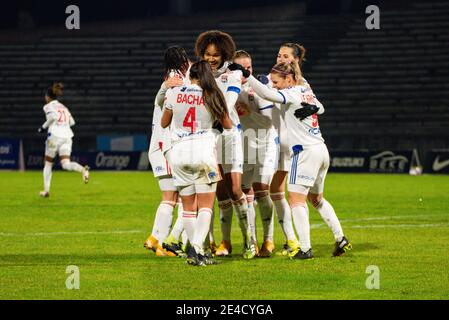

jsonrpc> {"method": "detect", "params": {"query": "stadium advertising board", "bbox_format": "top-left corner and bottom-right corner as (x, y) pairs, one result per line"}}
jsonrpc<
(328, 150), (413, 173)
(25, 151), (148, 171)
(0, 138), (21, 170)
(329, 151), (369, 172)
(425, 150), (449, 174)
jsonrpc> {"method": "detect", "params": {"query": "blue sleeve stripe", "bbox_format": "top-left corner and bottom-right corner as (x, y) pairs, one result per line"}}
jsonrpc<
(278, 91), (286, 104)
(259, 105), (274, 111)
(227, 86), (241, 94)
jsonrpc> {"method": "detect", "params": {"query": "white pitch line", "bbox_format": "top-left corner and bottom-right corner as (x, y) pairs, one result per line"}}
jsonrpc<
(310, 223), (449, 229)
(0, 230), (143, 237)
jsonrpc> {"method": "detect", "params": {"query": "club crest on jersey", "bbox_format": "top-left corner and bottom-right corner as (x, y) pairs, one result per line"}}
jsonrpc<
(155, 166), (164, 173)
(221, 75), (228, 83)
(208, 172), (217, 179)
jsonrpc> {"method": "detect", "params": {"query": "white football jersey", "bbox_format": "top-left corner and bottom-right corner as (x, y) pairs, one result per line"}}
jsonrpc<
(149, 70), (190, 154)
(164, 84), (216, 144)
(43, 100), (74, 139)
(279, 85), (325, 151)
(215, 69), (242, 128)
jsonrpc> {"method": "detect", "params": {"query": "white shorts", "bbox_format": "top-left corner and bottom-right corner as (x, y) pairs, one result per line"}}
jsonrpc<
(242, 128), (278, 189)
(149, 148), (172, 178)
(178, 183), (218, 196)
(166, 138), (222, 188)
(278, 150), (292, 172)
(242, 164), (274, 190)
(45, 136), (72, 158)
(288, 143), (329, 195)
(158, 176), (177, 192)
(217, 129), (244, 174)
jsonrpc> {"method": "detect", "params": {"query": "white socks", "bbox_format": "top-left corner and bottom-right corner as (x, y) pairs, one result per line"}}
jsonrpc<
(170, 201), (184, 241)
(151, 201), (175, 242)
(246, 194), (257, 243)
(232, 195), (252, 245)
(271, 192), (296, 241)
(192, 208), (213, 255)
(255, 193), (274, 242)
(315, 198), (344, 242)
(60, 159), (83, 172)
(218, 199), (233, 242)
(291, 203), (311, 252)
(182, 210), (197, 245)
(43, 161), (53, 193)
(209, 208), (215, 244)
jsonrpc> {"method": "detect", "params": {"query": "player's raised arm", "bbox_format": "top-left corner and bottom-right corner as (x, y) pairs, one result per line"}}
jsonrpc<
(228, 63), (285, 104)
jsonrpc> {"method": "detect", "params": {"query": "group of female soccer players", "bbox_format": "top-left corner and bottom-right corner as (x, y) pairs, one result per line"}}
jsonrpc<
(144, 30), (352, 266)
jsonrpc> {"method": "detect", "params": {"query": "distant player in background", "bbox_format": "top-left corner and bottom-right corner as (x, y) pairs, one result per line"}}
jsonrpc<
(38, 83), (89, 198)
(195, 30), (257, 259)
(144, 46), (189, 257)
(161, 61), (232, 266)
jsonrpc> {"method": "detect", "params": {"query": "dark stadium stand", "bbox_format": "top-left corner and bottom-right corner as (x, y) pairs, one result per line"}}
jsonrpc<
(0, 1), (447, 156)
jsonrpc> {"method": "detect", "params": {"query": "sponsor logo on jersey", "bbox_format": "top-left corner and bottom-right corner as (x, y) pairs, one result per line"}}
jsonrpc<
(432, 156), (449, 172)
(155, 166), (164, 173)
(308, 128), (321, 135)
(180, 87), (187, 92)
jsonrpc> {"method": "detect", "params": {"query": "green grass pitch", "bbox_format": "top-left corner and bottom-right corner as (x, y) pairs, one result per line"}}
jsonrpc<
(1, 171), (448, 300)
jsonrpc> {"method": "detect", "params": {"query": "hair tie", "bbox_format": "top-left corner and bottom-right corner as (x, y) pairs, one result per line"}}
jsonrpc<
(271, 68), (293, 76)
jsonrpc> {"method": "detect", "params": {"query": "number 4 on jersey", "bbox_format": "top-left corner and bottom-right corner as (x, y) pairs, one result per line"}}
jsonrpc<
(183, 107), (197, 133)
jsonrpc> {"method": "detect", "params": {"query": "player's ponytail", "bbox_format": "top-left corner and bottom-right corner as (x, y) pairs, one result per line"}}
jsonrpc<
(189, 60), (229, 121)
(46, 82), (64, 100)
(281, 42), (306, 66)
(270, 62), (304, 86)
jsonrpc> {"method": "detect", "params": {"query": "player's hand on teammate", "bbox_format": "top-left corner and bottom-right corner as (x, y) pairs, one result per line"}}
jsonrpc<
(164, 76), (184, 88)
(294, 102), (319, 120)
(227, 63), (251, 78)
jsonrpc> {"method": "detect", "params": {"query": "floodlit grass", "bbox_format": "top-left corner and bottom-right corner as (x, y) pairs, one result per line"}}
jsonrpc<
(0, 171), (448, 300)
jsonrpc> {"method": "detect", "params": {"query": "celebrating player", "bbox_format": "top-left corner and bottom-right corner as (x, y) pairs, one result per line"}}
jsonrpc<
(144, 46), (190, 257)
(38, 83), (89, 198)
(161, 60), (232, 266)
(230, 60), (352, 258)
(226, 50), (279, 257)
(195, 30), (256, 259)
